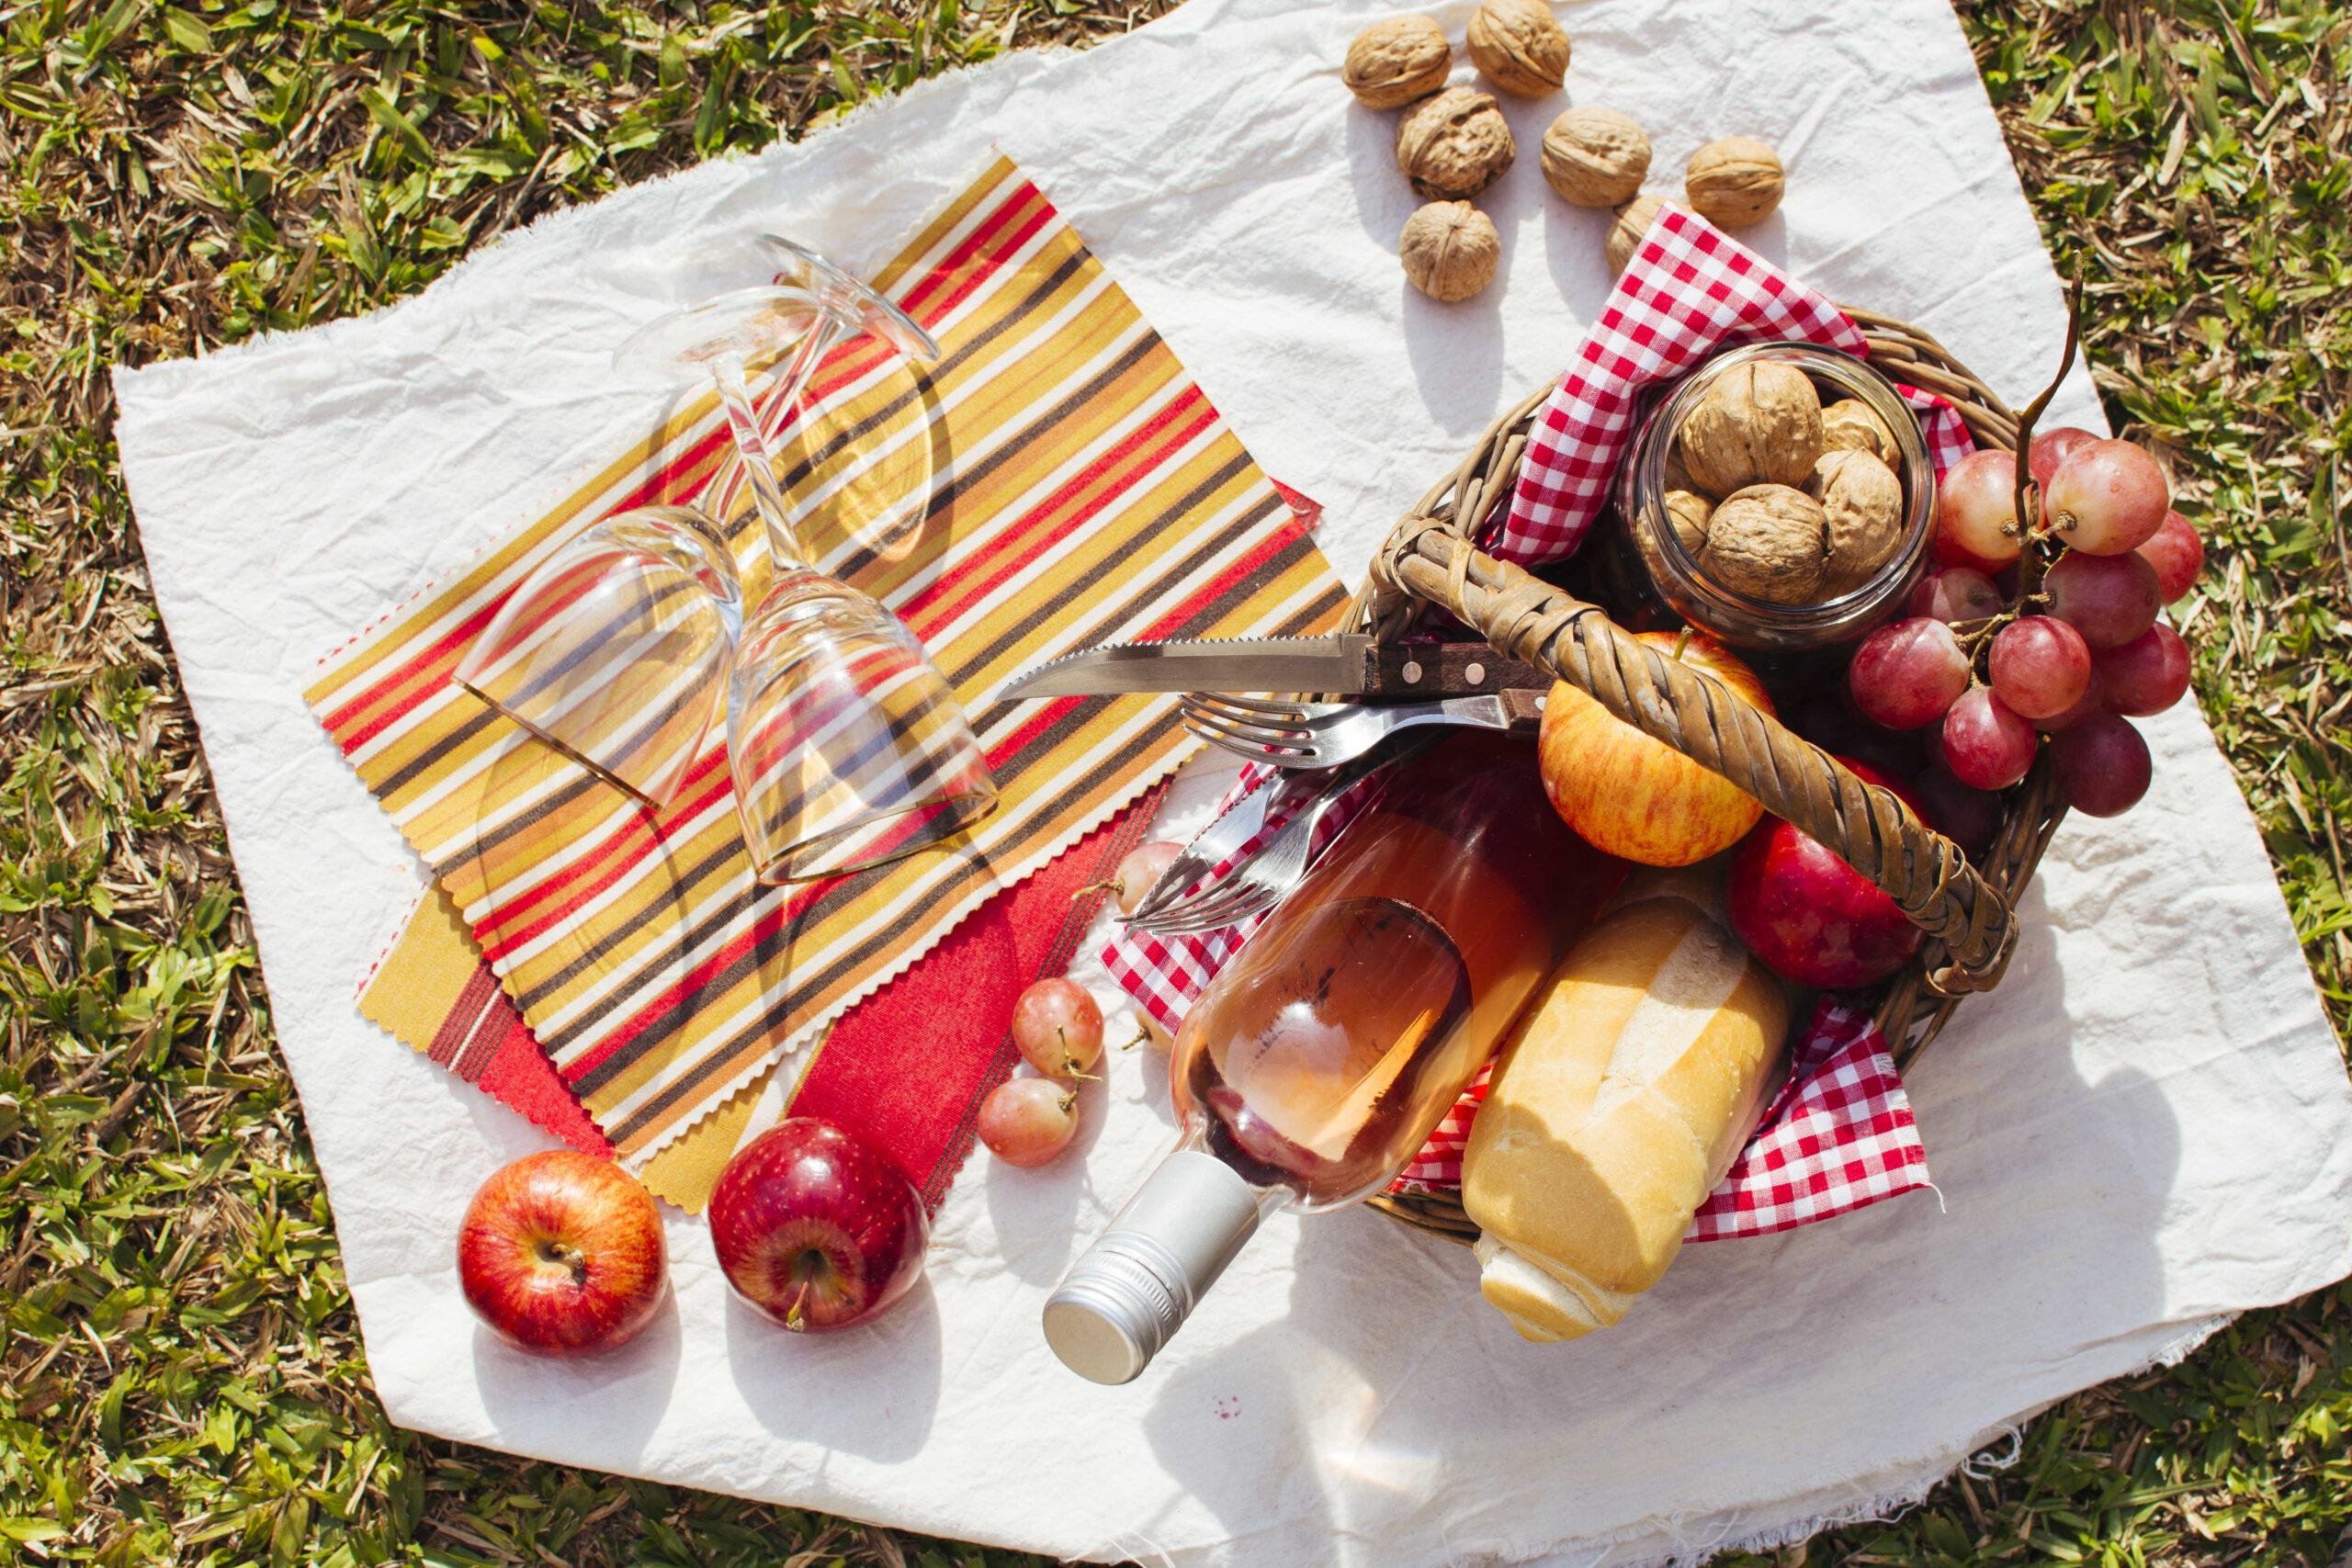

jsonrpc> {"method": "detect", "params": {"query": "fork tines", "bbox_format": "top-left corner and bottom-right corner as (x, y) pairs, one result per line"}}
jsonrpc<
(1176, 694), (1344, 761)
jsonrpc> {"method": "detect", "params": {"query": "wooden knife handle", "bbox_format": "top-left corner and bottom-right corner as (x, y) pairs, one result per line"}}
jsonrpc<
(1361, 644), (1555, 699)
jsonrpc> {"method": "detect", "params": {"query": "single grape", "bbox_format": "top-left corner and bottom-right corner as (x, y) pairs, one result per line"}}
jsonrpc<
(2095, 623), (2191, 716)
(2028, 426), (2099, 490)
(2050, 713), (2152, 818)
(1011, 978), (1104, 1079)
(1940, 687), (2039, 790)
(2135, 510), (2205, 602)
(1105, 840), (1182, 916)
(977, 1077), (1080, 1168)
(1909, 762), (2002, 861)
(2031, 666), (2106, 733)
(1936, 449), (2025, 566)
(2043, 550), (2161, 649)
(1847, 618), (1971, 730)
(1987, 615), (2092, 720)
(2041, 438), (2170, 556)
(1906, 566), (2003, 626)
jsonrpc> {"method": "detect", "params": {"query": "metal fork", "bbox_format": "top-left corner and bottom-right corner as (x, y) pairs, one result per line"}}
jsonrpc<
(1125, 731), (1446, 935)
(1177, 692), (1509, 769)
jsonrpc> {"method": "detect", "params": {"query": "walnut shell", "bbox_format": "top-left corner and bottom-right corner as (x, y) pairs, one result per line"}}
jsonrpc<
(1467, 0), (1569, 98)
(1699, 484), (1827, 604)
(1540, 107), (1650, 208)
(1400, 201), (1499, 301)
(1396, 86), (1517, 200)
(1809, 448), (1905, 594)
(1662, 443), (1701, 497)
(1821, 398), (1900, 467)
(1685, 137), (1784, 228)
(1676, 361), (1824, 495)
(1605, 194), (1680, 275)
(1342, 15), (1452, 109)
(1664, 490), (1714, 555)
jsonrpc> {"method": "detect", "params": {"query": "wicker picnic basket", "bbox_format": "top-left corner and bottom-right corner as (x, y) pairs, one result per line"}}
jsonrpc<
(1363, 311), (2072, 1242)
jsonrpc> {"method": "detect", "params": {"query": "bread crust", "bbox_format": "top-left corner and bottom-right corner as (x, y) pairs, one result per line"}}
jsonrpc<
(1463, 895), (1790, 1341)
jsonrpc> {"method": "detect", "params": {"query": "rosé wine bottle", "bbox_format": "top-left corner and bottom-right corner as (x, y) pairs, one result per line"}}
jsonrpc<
(1044, 730), (1626, 1382)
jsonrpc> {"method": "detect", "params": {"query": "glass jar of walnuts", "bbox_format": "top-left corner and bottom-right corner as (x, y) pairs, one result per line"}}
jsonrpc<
(1613, 343), (1937, 651)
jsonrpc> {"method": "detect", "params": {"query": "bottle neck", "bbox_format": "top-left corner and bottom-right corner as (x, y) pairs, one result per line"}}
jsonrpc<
(1042, 1144), (1275, 1385)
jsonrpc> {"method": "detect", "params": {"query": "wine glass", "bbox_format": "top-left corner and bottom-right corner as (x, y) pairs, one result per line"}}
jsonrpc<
(616, 241), (999, 882)
(453, 504), (742, 807)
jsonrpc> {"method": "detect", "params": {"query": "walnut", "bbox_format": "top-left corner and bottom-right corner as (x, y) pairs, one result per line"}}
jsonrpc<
(1676, 361), (1824, 495)
(1699, 484), (1828, 604)
(1342, 15), (1452, 109)
(1809, 448), (1905, 595)
(1664, 490), (1713, 555)
(1662, 442), (1701, 497)
(1684, 137), (1784, 228)
(1540, 107), (1650, 208)
(1400, 201), (1499, 301)
(1605, 194), (1680, 275)
(1467, 0), (1569, 98)
(1821, 398), (1900, 467)
(1396, 86), (1517, 200)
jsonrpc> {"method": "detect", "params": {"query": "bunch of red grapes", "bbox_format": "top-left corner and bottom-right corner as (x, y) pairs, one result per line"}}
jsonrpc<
(1842, 428), (2203, 824)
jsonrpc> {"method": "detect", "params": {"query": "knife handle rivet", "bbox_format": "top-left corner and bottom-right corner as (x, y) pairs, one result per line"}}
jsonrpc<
(1464, 662), (1486, 685)
(1402, 660), (1423, 684)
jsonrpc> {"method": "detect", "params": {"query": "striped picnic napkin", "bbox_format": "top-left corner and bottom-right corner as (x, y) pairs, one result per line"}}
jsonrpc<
(359, 791), (1162, 1213)
(311, 154), (1347, 1167)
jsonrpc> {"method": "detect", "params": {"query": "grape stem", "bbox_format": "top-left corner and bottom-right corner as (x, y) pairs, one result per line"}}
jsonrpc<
(1951, 271), (2086, 685)
(2007, 268), (2087, 614)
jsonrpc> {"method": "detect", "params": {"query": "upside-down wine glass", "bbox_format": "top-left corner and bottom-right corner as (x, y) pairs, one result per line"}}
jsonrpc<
(615, 238), (999, 882)
(452, 502), (745, 809)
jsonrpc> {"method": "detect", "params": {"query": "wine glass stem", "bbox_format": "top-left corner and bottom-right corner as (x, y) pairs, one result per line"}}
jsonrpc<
(710, 321), (842, 575)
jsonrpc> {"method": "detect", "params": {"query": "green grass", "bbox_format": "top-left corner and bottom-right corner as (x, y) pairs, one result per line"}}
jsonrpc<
(0, 0), (2346, 1563)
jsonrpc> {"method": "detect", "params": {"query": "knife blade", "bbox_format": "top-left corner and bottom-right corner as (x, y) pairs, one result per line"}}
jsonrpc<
(996, 634), (1552, 701)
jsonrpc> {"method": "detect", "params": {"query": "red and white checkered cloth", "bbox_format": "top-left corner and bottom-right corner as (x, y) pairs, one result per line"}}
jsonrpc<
(1495, 204), (1976, 566)
(1099, 206), (1960, 1240)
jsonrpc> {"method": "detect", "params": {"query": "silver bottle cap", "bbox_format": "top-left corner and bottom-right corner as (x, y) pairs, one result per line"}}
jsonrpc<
(1043, 1149), (1265, 1384)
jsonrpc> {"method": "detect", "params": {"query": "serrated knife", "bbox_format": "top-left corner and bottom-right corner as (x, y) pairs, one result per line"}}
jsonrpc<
(995, 634), (1553, 702)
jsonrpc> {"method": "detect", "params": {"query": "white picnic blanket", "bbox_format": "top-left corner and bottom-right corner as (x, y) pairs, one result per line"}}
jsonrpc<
(112, 0), (2352, 1563)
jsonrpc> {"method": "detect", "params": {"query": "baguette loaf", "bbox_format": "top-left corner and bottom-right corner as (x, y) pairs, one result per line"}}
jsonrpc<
(1462, 887), (1790, 1342)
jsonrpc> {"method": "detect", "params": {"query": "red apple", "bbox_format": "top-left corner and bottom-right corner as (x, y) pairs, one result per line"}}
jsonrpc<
(709, 1118), (928, 1333)
(1726, 759), (1926, 989)
(458, 1150), (667, 1359)
(1536, 630), (1776, 867)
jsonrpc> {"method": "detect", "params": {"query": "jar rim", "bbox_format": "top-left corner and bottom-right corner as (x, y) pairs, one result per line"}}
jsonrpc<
(1620, 341), (1939, 649)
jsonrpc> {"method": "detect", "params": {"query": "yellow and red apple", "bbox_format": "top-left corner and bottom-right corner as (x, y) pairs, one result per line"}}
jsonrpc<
(458, 1149), (668, 1358)
(1535, 630), (1775, 867)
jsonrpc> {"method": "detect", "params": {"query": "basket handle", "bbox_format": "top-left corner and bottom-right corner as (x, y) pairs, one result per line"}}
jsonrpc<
(1371, 516), (2018, 996)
